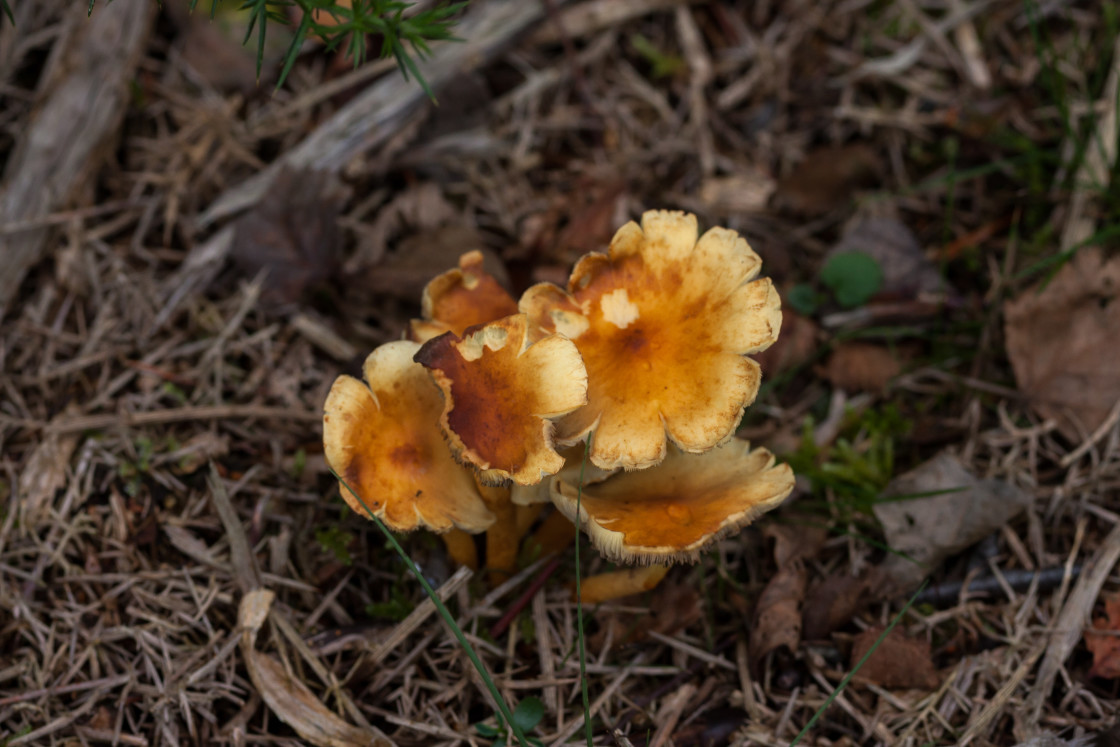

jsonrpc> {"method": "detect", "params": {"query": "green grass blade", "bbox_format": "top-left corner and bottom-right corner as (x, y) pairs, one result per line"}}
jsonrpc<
(330, 467), (531, 747)
(791, 580), (928, 744)
(574, 439), (594, 746)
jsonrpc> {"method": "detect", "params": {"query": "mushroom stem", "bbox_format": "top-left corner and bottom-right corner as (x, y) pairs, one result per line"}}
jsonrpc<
(477, 480), (518, 585)
(525, 508), (576, 559)
(515, 503), (544, 538)
(440, 528), (478, 570)
(578, 565), (670, 604)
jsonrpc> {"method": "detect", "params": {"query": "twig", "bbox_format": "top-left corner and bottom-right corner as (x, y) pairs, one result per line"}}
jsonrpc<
(0, 672), (133, 706)
(1061, 397), (1120, 467)
(1026, 521), (1120, 723)
(490, 552), (564, 639)
(914, 565), (1082, 608)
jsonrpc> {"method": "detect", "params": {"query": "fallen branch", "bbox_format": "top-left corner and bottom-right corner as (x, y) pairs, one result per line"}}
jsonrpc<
(0, 0), (154, 321)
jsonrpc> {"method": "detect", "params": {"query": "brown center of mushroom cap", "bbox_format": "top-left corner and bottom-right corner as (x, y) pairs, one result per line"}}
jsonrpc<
(441, 350), (535, 474)
(415, 315), (587, 486)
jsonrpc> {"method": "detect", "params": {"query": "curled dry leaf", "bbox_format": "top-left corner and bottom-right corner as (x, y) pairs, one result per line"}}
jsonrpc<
(802, 571), (877, 641)
(850, 626), (939, 690)
(1086, 594), (1120, 679)
(750, 524), (827, 666)
(239, 589), (394, 747)
(1005, 247), (1120, 440)
(230, 167), (349, 309)
(873, 452), (1031, 597)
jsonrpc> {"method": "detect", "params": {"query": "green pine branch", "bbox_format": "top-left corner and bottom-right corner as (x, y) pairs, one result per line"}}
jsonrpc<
(10, 0), (468, 100)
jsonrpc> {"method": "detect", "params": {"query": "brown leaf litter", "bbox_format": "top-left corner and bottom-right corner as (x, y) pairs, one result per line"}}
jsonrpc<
(750, 524), (827, 667)
(1005, 247), (1120, 441)
(850, 626), (940, 691)
(772, 144), (882, 215)
(4, 1), (1120, 745)
(873, 451), (1032, 597)
(820, 341), (902, 393)
(230, 167), (350, 309)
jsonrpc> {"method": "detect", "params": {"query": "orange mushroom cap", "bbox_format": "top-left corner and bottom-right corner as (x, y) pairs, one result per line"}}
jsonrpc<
(520, 210), (782, 471)
(413, 314), (588, 487)
(410, 250), (519, 343)
(323, 340), (495, 533)
(550, 440), (794, 565)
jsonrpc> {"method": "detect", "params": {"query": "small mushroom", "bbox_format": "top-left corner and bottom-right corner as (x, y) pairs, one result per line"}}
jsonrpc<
(410, 250), (519, 343)
(322, 340), (495, 538)
(414, 313), (588, 486)
(521, 210), (781, 470)
(550, 440), (794, 565)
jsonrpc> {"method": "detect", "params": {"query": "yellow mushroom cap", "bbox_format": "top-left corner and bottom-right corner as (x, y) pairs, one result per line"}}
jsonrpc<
(413, 314), (588, 487)
(410, 250), (520, 343)
(550, 440), (794, 565)
(322, 340), (495, 533)
(521, 210), (782, 471)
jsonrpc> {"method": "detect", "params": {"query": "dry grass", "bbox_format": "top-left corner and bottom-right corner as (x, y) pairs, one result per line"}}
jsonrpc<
(2, 0), (1120, 745)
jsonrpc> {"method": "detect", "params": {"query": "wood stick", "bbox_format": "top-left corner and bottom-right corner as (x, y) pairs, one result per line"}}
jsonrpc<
(0, 0), (154, 320)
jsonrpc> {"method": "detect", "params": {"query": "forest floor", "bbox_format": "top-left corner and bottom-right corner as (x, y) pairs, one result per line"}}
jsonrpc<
(2, 0), (1120, 745)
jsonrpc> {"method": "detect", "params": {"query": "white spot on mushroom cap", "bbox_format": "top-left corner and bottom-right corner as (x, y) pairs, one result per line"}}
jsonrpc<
(600, 288), (640, 329)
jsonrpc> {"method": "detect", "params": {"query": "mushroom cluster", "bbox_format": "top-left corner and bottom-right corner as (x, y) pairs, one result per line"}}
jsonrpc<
(323, 211), (795, 599)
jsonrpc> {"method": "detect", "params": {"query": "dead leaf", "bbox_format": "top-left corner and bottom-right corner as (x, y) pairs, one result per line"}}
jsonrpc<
(230, 168), (350, 309)
(163, 523), (220, 567)
(850, 626), (939, 690)
(19, 403), (80, 525)
(873, 452), (1031, 597)
(821, 342), (901, 393)
(1086, 594), (1120, 679)
(1004, 247), (1120, 440)
(750, 525), (827, 665)
(773, 144), (881, 215)
(828, 215), (945, 298)
(756, 311), (818, 376)
(802, 571), (876, 641)
(239, 589), (395, 747)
